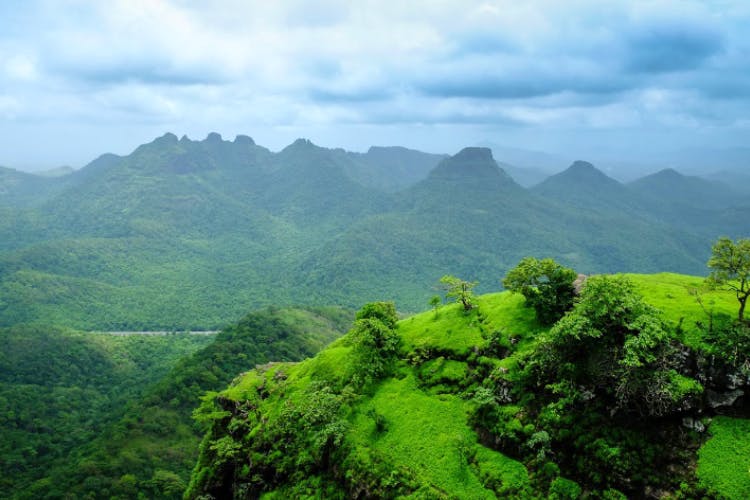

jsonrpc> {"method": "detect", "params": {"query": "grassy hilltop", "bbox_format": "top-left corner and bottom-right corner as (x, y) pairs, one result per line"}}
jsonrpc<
(187, 272), (750, 499)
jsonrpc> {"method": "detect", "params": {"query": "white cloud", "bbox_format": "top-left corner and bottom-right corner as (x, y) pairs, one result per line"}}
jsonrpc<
(0, 0), (748, 167)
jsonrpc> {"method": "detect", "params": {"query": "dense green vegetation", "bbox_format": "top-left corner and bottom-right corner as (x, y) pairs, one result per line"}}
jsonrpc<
(502, 257), (577, 325)
(2, 132), (749, 498)
(187, 268), (750, 498)
(0, 327), (213, 496)
(12, 306), (351, 500)
(698, 417), (750, 498)
(1, 134), (746, 330)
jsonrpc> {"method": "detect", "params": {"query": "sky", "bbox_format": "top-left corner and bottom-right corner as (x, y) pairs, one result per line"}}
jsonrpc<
(1, 0), (749, 171)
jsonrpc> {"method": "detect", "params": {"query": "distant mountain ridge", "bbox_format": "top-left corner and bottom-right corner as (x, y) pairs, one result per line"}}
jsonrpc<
(0, 133), (746, 329)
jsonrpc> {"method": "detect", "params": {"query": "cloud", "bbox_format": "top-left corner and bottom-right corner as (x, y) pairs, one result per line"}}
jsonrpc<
(624, 20), (724, 73)
(0, 0), (749, 168)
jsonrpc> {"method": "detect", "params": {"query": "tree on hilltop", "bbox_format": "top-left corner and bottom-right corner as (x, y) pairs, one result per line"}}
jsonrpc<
(439, 275), (477, 311)
(503, 257), (577, 325)
(707, 236), (750, 323)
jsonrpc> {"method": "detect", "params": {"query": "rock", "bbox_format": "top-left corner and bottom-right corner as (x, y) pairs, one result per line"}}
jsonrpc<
(681, 416), (706, 433)
(706, 388), (744, 409)
(573, 274), (587, 295)
(726, 371), (747, 390)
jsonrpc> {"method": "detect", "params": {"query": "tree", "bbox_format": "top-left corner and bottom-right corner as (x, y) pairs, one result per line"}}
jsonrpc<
(502, 257), (577, 325)
(429, 295), (441, 317)
(527, 275), (690, 417)
(355, 301), (398, 329)
(351, 302), (401, 382)
(707, 237), (750, 323)
(439, 275), (477, 311)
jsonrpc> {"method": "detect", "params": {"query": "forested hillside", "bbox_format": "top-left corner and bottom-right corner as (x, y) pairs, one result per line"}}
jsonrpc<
(0, 134), (746, 330)
(4, 307), (351, 499)
(0, 327), (213, 496)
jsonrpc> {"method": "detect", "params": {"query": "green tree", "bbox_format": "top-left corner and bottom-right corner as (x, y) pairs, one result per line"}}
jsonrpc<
(528, 275), (692, 417)
(429, 295), (441, 317)
(707, 236), (750, 323)
(356, 301), (398, 329)
(351, 302), (401, 382)
(502, 257), (577, 325)
(439, 275), (477, 311)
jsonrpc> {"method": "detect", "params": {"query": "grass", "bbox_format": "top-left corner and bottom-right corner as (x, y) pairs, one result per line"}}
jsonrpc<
(398, 301), (487, 357)
(697, 416), (750, 499)
(627, 273), (738, 348)
(348, 374), (498, 498)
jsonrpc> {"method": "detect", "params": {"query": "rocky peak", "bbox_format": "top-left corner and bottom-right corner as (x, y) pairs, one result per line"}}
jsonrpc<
(428, 147), (510, 181)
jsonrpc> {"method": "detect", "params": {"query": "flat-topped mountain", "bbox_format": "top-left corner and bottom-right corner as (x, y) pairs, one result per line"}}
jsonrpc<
(428, 147), (515, 183)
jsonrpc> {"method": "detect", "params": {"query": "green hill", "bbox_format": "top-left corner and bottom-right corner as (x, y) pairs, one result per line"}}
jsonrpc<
(629, 168), (742, 211)
(187, 272), (749, 498)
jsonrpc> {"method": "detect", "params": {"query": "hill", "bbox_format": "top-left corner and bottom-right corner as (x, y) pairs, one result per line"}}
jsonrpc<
(12, 306), (351, 500)
(532, 160), (642, 212)
(187, 272), (749, 498)
(629, 168), (742, 211)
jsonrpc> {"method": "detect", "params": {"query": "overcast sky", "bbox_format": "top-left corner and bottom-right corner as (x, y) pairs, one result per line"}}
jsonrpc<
(1, 0), (749, 170)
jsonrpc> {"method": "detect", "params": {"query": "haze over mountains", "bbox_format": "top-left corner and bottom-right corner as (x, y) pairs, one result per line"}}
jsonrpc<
(0, 132), (747, 330)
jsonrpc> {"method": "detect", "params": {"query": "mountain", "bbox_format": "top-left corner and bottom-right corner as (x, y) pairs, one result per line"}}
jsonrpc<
(261, 138), (390, 227)
(293, 150), (711, 311)
(626, 168), (750, 239)
(629, 168), (743, 211)
(0, 166), (72, 207)
(0, 135), (745, 329)
(186, 274), (747, 498)
(425, 147), (515, 184)
(346, 146), (446, 192)
(532, 160), (637, 210)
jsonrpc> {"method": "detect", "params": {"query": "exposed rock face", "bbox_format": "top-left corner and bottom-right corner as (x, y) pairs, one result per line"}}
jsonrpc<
(573, 274), (587, 295)
(681, 416), (706, 433)
(706, 389), (745, 409)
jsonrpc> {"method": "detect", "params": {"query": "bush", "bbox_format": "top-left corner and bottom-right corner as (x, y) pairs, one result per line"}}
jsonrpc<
(548, 477), (582, 499)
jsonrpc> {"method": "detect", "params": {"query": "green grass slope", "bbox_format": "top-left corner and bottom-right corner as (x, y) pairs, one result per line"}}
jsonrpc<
(188, 272), (748, 499)
(628, 272), (738, 348)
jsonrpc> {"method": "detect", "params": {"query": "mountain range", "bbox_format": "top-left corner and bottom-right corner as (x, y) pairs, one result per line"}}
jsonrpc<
(0, 133), (747, 329)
